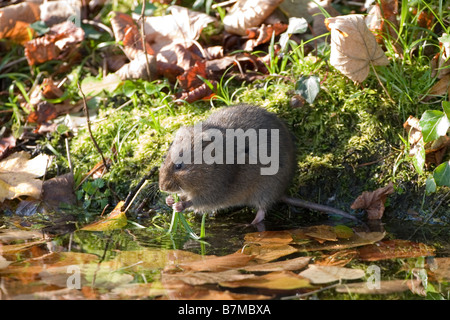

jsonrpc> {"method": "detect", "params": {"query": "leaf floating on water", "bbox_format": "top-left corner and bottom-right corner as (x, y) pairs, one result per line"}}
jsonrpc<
(240, 244), (298, 263)
(296, 231), (386, 252)
(244, 230), (293, 244)
(357, 240), (435, 261)
(241, 256), (310, 272)
(299, 264), (365, 284)
(220, 271), (311, 290)
(326, 14), (389, 83)
(174, 252), (254, 272)
(335, 279), (420, 295)
(81, 201), (127, 231)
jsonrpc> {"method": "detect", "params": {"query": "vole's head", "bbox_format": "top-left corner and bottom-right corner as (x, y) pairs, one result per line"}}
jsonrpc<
(159, 125), (219, 197)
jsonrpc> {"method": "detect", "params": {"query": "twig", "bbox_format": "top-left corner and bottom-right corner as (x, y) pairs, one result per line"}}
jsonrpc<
(139, 0), (151, 80)
(370, 63), (394, 103)
(123, 166), (158, 210)
(77, 82), (109, 172)
(65, 137), (73, 174)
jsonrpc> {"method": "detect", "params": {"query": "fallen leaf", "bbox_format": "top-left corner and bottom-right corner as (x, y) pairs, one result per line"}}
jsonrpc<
(429, 74), (450, 96)
(336, 279), (419, 294)
(0, 2), (40, 44)
(0, 135), (16, 160)
(240, 244), (298, 263)
(163, 270), (256, 286)
(243, 23), (288, 51)
(177, 60), (207, 90)
(174, 252), (254, 272)
(113, 248), (203, 271)
(327, 14), (389, 83)
(350, 182), (394, 219)
(81, 73), (122, 96)
(161, 278), (271, 300)
(220, 271), (311, 290)
(304, 225), (338, 243)
(24, 21), (85, 66)
(223, 0), (283, 36)
(296, 231), (386, 252)
(0, 151), (50, 202)
(0, 229), (42, 243)
(314, 249), (358, 267)
(176, 81), (216, 103)
(357, 240), (435, 261)
(40, 0), (81, 27)
(299, 264), (365, 284)
(42, 173), (76, 207)
(244, 230), (294, 244)
(241, 256), (310, 272)
(27, 101), (58, 124)
(142, 5), (217, 53)
(81, 201), (127, 231)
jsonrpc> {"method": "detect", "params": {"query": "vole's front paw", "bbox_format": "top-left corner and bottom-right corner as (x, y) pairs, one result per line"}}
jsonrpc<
(173, 201), (185, 212)
(166, 195), (174, 207)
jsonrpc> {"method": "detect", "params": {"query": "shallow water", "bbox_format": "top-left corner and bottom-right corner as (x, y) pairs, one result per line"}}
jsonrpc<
(0, 207), (449, 300)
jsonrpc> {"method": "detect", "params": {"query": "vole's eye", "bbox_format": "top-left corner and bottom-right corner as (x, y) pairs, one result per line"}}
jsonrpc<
(174, 163), (183, 170)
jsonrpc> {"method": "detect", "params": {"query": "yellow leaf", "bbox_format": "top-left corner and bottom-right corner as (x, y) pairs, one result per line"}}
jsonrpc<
(81, 201), (127, 231)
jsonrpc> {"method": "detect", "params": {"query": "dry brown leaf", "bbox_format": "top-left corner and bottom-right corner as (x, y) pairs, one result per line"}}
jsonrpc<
(0, 135), (16, 160)
(42, 173), (76, 207)
(142, 5), (217, 53)
(176, 81), (216, 103)
(327, 14), (389, 83)
(242, 256), (310, 272)
(350, 182), (394, 219)
(223, 0), (283, 36)
(177, 60), (207, 90)
(174, 252), (254, 272)
(0, 151), (50, 202)
(24, 21), (85, 66)
(429, 74), (450, 96)
(357, 240), (435, 261)
(161, 278), (271, 300)
(314, 249), (358, 267)
(240, 243), (298, 263)
(0, 2), (40, 44)
(220, 271), (311, 290)
(244, 230), (293, 244)
(163, 270), (256, 286)
(299, 264), (365, 284)
(304, 225), (338, 243)
(296, 231), (385, 252)
(336, 279), (419, 294)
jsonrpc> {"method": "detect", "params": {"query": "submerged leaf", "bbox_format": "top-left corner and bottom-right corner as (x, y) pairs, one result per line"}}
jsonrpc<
(220, 271), (311, 290)
(299, 264), (365, 284)
(81, 201), (127, 231)
(357, 240), (435, 261)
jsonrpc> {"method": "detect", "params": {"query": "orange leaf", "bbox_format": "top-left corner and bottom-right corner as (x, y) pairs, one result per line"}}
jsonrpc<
(358, 240), (435, 261)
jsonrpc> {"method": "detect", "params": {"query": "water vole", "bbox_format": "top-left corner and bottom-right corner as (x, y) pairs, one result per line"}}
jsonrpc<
(159, 104), (356, 224)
